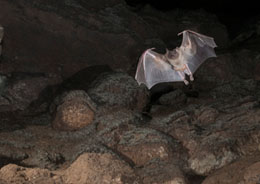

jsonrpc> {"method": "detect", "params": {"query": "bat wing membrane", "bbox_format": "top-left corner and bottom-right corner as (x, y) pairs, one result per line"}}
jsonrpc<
(135, 49), (183, 89)
(181, 30), (217, 74)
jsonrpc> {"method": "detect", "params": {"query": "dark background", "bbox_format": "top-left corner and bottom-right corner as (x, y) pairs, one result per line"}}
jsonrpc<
(125, 0), (260, 38)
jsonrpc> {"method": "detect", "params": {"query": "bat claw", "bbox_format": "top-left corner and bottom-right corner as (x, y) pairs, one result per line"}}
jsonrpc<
(190, 75), (194, 81)
(183, 80), (189, 85)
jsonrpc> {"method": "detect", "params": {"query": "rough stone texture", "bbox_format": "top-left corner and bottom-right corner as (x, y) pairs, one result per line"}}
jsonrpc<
(87, 72), (149, 111)
(136, 160), (188, 184)
(1, 0), (260, 183)
(149, 96), (260, 175)
(52, 90), (96, 131)
(255, 62), (260, 80)
(116, 128), (184, 167)
(202, 154), (260, 184)
(0, 164), (62, 184)
(158, 88), (187, 106)
(0, 73), (60, 112)
(0, 0), (162, 78)
(193, 54), (234, 92)
(63, 152), (139, 184)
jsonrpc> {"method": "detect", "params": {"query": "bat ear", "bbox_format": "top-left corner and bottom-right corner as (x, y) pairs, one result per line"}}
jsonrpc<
(166, 48), (169, 55)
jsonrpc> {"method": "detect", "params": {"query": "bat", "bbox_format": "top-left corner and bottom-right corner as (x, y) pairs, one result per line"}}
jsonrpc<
(135, 30), (217, 89)
(0, 26), (3, 55)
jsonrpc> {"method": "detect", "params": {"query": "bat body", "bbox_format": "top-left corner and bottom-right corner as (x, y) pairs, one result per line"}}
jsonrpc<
(135, 30), (217, 89)
(0, 26), (3, 56)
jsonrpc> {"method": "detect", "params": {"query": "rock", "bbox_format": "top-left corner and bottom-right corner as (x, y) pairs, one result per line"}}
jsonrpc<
(52, 90), (96, 131)
(149, 96), (260, 175)
(194, 106), (219, 126)
(158, 89), (187, 106)
(254, 60), (260, 81)
(0, 72), (59, 112)
(194, 49), (260, 92)
(136, 160), (188, 184)
(63, 152), (139, 184)
(96, 107), (141, 148)
(193, 54), (234, 92)
(137, 5), (229, 48)
(87, 72), (149, 111)
(0, 25), (3, 56)
(202, 154), (260, 184)
(0, 0), (162, 77)
(210, 78), (259, 99)
(0, 164), (62, 184)
(116, 128), (184, 167)
(231, 50), (260, 79)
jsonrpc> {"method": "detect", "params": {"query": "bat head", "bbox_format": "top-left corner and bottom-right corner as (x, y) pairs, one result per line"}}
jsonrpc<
(165, 48), (180, 60)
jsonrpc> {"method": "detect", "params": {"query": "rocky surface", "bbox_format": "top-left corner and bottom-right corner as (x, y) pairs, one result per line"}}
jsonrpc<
(0, 0), (260, 184)
(52, 90), (96, 131)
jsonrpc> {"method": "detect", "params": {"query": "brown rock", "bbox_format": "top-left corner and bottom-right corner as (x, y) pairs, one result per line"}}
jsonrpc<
(194, 54), (234, 91)
(0, 0), (161, 77)
(52, 90), (96, 131)
(149, 96), (260, 175)
(202, 154), (260, 184)
(0, 164), (62, 184)
(158, 89), (187, 106)
(137, 160), (188, 184)
(116, 128), (183, 167)
(63, 152), (139, 184)
(96, 107), (139, 148)
(0, 73), (59, 112)
(87, 72), (149, 111)
(254, 62), (260, 80)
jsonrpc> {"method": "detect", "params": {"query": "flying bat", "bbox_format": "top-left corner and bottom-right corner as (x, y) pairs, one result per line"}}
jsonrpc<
(135, 30), (217, 89)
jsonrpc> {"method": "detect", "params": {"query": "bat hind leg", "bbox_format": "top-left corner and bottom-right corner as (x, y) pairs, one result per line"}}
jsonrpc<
(189, 74), (194, 81)
(178, 71), (189, 85)
(185, 64), (194, 81)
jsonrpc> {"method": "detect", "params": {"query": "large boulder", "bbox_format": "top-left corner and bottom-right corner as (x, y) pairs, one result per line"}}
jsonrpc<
(0, 0), (162, 78)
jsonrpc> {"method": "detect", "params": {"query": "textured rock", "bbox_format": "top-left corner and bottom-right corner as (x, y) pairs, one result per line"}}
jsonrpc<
(210, 79), (259, 99)
(52, 90), (96, 131)
(149, 96), (260, 175)
(0, 73), (59, 112)
(137, 160), (188, 184)
(158, 89), (187, 106)
(96, 107), (141, 148)
(116, 128), (184, 166)
(202, 154), (260, 184)
(87, 72), (149, 111)
(0, 0), (162, 77)
(63, 152), (139, 184)
(193, 49), (260, 94)
(0, 164), (62, 184)
(193, 54), (234, 92)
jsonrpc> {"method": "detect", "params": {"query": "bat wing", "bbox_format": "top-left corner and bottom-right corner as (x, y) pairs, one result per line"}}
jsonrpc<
(179, 30), (217, 74)
(135, 49), (183, 89)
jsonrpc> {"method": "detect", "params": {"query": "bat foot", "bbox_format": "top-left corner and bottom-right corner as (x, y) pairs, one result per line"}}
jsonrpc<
(190, 75), (194, 81)
(183, 80), (189, 85)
